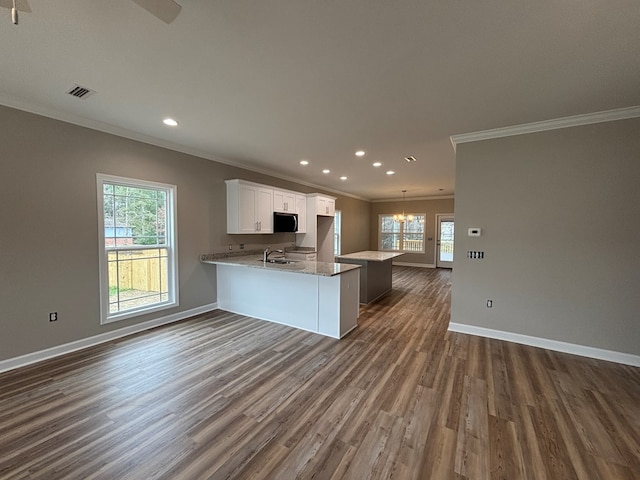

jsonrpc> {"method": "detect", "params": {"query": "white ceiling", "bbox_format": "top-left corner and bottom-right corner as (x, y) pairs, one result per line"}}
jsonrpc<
(1, 0), (639, 200)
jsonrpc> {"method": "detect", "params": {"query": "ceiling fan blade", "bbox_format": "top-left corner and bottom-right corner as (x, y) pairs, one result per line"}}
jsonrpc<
(0, 0), (31, 13)
(131, 0), (181, 24)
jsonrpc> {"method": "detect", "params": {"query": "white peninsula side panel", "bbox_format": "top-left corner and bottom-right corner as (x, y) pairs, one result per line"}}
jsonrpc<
(215, 264), (359, 338)
(318, 268), (360, 338)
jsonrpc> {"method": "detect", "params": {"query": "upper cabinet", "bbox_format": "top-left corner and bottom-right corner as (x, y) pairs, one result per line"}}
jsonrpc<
(226, 179), (316, 234)
(309, 194), (336, 216)
(295, 194), (307, 234)
(226, 179), (274, 234)
(273, 189), (296, 213)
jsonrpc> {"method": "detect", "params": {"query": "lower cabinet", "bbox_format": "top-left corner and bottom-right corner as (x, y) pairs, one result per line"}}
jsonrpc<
(216, 265), (359, 339)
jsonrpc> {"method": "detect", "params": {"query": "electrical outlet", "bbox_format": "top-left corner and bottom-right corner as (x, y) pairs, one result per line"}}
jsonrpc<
(239, 244), (245, 250)
(486, 300), (493, 308)
(228, 244), (233, 250)
(49, 312), (58, 322)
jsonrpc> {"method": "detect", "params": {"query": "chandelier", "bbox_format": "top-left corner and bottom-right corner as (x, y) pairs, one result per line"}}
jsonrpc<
(393, 190), (414, 223)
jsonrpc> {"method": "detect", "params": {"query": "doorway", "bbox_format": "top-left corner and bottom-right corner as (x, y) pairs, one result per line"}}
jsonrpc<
(436, 214), (454, 268)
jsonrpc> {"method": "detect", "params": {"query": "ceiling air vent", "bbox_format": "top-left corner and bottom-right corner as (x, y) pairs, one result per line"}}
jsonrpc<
(66, 84), (96, 99)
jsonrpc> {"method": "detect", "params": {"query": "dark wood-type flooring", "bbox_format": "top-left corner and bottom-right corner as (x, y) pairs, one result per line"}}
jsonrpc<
(1, 267), (639, 479)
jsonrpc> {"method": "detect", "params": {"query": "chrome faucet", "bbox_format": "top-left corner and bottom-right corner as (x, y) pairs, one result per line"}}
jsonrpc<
(263, 247), (284, 262)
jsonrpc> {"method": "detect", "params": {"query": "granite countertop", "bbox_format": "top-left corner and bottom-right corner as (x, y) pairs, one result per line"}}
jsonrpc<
(336, 251), (405, 262)
(200, 253), (359, 277)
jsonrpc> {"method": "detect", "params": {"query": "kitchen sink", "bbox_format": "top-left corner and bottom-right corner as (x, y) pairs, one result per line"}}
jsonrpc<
(259, 258), (298, 265)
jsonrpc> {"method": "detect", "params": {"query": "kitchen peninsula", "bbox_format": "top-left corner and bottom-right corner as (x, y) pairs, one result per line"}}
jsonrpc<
(200, 253), (361, 338)
(336, 251), (404, 304)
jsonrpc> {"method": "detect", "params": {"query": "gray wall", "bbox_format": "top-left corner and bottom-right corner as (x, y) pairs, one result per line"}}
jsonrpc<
(337, 196), (371, 255)
(451, 117), (640, 356)
(0, 105), (370, 361)
(370, 198), (455, 266)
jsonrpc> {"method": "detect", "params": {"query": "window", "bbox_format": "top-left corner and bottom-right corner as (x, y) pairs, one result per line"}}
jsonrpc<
(334, 210), (342, 256)
(97, 174), (178, 324)
(379, 214), (425, 253)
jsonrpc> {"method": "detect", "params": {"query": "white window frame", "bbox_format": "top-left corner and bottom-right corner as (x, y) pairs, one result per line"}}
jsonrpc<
(378, 213), (426, 253)
(97, 174), (178, 324)
(334, 210), (342, 256)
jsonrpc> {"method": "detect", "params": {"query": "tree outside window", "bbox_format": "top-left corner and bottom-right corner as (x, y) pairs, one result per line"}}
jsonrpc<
(98, 175), (177, 324)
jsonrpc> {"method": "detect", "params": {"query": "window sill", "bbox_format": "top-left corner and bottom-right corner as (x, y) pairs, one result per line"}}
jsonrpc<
(101, 300), (178, 325)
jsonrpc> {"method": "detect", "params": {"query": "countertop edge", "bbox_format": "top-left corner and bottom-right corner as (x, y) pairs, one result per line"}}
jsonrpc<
(201, 255), (360, 277)
(335, 251), (405, 262)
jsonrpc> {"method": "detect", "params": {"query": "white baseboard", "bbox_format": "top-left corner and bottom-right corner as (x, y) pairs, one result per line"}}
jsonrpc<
(448, 322), (640, 367)
(393, 262), (435, 268)
(0, 303), (218, 374)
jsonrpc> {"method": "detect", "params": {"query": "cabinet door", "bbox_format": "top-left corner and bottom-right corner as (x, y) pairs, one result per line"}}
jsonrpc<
(326, 198), (335, 216)
(256, 187), (273, 232)
(317, 197), (327, 215)
(295, 194), (307, 233)
(317, 196), (335, 216)
(283, 192), (296, 212)
(273, 190), (285, 212)
(274, 189), (296, 212)
(237, 184), (259, 233)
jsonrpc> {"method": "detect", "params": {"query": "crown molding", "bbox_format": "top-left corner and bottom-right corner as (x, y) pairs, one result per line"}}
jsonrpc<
(371, 194), (454, 203)
(450, 105), (640, 151)
(0, 96), (370, 202)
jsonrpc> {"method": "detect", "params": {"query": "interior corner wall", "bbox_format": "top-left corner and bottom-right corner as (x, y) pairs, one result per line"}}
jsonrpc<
(0, 105), (372, 362)
(451, 117), (640, 356)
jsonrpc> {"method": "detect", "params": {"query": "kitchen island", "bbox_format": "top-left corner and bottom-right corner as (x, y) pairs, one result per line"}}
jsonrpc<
(336, 251), (404, 304)
(200, 253), (360, 338)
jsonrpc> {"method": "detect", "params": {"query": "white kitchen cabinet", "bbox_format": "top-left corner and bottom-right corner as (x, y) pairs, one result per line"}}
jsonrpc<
(226, 179), (273, 234)
(309, 194), (335, 216)
(295, 194), (307, 233)
(298, 194), (336, 262)
(273, 189), (296, 213)
(214, 263), (359, 339)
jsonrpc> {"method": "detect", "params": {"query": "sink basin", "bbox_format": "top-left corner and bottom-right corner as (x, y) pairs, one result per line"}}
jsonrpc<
(258, 258), (297, 265)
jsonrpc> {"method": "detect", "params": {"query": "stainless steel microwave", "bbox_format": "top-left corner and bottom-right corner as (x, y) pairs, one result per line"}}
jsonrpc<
(273, 212), (298, 233)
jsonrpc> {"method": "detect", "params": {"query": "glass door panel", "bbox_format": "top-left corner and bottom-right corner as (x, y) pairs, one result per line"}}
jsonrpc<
(436, 215), (454, 268)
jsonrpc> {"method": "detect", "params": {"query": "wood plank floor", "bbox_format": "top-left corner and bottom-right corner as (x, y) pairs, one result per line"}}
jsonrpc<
(1, 266), (639, 479)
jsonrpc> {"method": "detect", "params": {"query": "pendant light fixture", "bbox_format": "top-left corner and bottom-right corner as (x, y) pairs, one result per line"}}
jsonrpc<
(393, 190), (414, 223)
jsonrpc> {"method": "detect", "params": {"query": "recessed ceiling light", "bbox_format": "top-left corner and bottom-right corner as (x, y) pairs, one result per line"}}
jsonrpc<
(355, 150), (365, 157)
(386, 170), (395, 175)
(163, 118), (178, 127)
(340, 176), (348, 181)
(299, 160), (309, 166)
(322, 169), (330, 174)
(372, 162), (382, 167)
